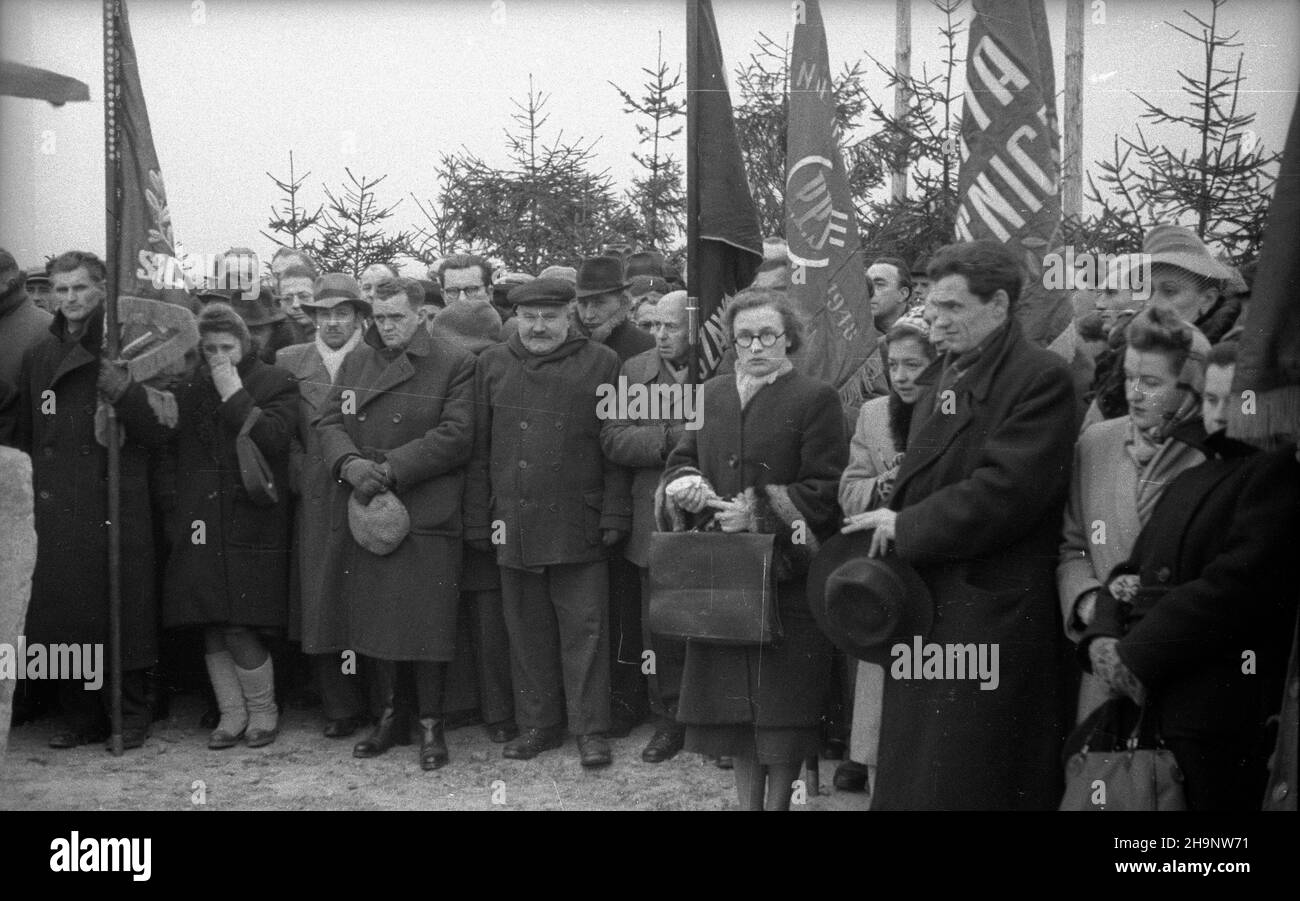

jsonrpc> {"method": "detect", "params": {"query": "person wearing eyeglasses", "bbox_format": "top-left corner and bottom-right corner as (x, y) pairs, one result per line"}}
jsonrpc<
(276, 264), (318, 344)
(431, 253), (519, 744)
(658, 288), (847, 810)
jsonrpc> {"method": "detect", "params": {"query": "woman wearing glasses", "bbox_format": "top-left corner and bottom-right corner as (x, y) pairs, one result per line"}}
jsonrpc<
(657, 288), (847, 810)
(1059, 305), (1210, 724)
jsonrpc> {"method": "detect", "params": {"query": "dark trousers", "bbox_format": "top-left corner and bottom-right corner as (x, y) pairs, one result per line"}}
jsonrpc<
(609, 552), (649, 722)
(366, 657), (446, 719)
(58, 668), (150, 732)
(500, 561), (610, 735)
(453, 588), (515, 725)
(313, 652), (364, 720)
(638, 567), (685, 726)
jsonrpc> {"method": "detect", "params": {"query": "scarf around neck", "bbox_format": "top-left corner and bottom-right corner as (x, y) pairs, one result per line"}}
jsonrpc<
(735, 358), (794, 409)
(315, 328), (363, 382)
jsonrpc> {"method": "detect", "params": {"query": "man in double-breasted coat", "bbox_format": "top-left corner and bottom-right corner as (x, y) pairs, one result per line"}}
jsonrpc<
(465, 277), (632, 768)
(14, 251), (162, 750)
(316, 278), (475, 770)
(276, 273), (370, 738)
(849, 241), (1077, 810)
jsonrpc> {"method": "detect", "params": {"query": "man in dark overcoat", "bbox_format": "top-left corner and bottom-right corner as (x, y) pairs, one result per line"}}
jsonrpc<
(14, 251), (164, 749)
(316, 277), (475, 770)
(599, 289), (692, 762)
(465, 277), (632, 767)
(847, 240), (1077, 809)
(276, 273), (370, 738)
(573, 255), (655, 734)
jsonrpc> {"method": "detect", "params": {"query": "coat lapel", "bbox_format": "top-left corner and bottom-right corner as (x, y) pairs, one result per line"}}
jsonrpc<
(291, 346), (333, 411)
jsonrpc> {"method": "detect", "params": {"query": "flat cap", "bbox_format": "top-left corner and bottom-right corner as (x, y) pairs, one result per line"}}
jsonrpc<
(508, 276), (576, 307)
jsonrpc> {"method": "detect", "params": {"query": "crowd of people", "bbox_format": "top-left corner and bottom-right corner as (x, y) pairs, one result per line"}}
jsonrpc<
(0, 225), (1295, 811)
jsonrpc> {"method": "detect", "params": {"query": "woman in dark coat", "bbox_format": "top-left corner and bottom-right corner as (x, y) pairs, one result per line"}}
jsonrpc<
(161, 303), (297, 749)
(657, 288), (846, 810)
(1080, 343), (1300, 810)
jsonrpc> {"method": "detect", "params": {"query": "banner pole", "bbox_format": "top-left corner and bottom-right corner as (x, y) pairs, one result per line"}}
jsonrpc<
(686, 0), (701, 386)
(103, 0), (124, 758)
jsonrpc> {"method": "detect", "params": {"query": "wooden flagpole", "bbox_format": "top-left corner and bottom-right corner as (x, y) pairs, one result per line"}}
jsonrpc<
(103, 0), (125, 757)
(685, 0), (700, 386)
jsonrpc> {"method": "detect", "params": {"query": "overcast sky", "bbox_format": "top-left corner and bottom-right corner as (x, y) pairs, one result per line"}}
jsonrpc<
(1, 0), (1297, 271)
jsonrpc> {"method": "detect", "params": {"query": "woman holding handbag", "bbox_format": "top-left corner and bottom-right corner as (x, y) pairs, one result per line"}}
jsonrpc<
(656, 288), (846, 811)
(160, 303), (298, 749)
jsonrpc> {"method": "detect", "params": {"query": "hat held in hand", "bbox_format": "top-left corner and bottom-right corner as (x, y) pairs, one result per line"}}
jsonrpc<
(348, 490), (410, 556)
(807, 531), (933, 665)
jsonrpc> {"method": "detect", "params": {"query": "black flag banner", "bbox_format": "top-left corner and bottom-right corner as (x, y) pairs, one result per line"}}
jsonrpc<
(955, 0), (1069, 346)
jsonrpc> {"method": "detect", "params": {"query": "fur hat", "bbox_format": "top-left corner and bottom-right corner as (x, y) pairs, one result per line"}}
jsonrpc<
(430, 300), (503, 354)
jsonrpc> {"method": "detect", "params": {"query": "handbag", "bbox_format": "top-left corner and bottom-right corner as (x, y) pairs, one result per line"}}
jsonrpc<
(646, 529), (781, 646)
(235, 407), (278, 507)
(1059, 697), (1187, 811)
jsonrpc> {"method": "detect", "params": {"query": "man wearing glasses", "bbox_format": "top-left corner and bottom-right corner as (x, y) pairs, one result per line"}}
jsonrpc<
(276, 264), (318, 344)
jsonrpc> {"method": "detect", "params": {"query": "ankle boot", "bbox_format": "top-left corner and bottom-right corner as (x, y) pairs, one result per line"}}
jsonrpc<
(204, 651), (248, 749)
(418, 718), (449, 771)
(353, 660), (410, 758)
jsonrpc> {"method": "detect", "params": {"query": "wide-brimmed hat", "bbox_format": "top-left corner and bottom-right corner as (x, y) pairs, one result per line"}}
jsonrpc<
(575, 256), (631, 298)
(229, 288), (285, 328)
(348, 491), (410, 556)
(807, 531), (933, 665)
(508, 276), (576, 307)
(304, 273), (372, 317)
(1142, 224), (1233, 283)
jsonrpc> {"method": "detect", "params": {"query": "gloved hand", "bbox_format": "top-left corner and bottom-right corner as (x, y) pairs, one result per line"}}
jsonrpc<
(666, 474), (714, 513)
(343, 458), (389, 503)
(1088, 636), (1146, 705)
(97, 359), (131, 402)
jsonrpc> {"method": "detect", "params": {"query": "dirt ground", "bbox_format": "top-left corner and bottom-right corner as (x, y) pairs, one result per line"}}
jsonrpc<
(1, 693), (872, 812)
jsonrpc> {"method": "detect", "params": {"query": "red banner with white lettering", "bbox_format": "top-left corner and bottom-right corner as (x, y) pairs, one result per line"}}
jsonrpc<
(786, 0), (885, 404)
(954, 0), (1068, 346)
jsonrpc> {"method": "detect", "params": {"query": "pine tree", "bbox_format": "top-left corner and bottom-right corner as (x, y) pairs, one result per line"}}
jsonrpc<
(261, 150), (323, 253)
(610, 31), (686, 251)
(435, 76), (637, 272)
(1072, 0), (1278, 264)
(310, 169), (412, 277)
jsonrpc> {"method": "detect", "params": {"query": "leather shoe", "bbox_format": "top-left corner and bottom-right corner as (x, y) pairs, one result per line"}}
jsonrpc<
(245, 726), (279, 749)
(484, 720), (519, 743)
(578, 733), (612, 768)
(353, 709), (412, 758)
(833, 760), (870, 793)
(323, 714), (369, 739)
(502, 726), (564, 760)
(208, 727), (244, 750)
(418, 718), (449, 771)
(641, 727), (685, 763)
(49, 726), (108, 749)
(198, 706), (220, 730)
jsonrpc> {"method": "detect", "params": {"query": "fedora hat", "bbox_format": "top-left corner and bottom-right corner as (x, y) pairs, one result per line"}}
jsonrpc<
(807, 531), (933, 664)
(304, 272), (372, 317)
(1142, 224), (1233, 283)
(575, 256), (632, 298)
(624, 250), (667, 280)
(229, 288), (286, 328)
(348, 490), (410, 556)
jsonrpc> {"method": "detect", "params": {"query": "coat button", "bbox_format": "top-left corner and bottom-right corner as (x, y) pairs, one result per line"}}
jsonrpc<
(555, 421), (563, 429)
(357, 412), (367, 422)
(1273, 782), (1289, 803)
(38, 489), (51, 500)
(42, 447), (54, 457)
(1155, 566), (1171, 583)
(79, 444), (93, 455)
(518, 460), (527, 468)
(518, 498), (527, 507)
(519, 421), (529, 430)
(392, 413), (402, 423)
